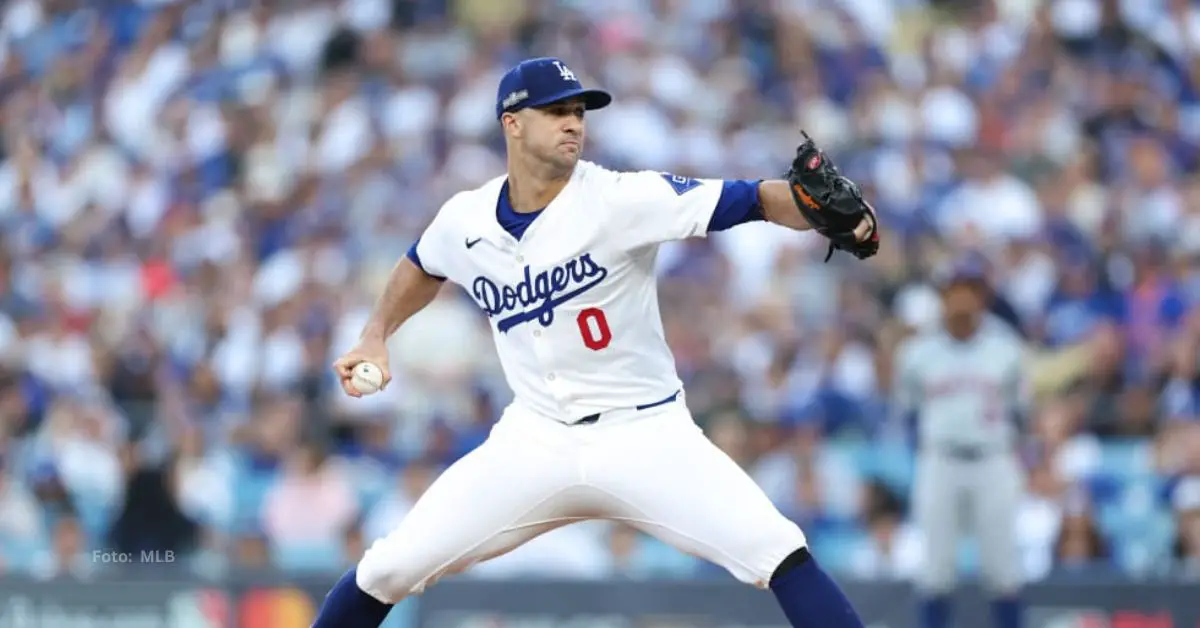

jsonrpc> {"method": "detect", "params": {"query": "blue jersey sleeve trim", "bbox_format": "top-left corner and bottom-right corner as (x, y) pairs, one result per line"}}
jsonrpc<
(706, 180), (765, 232)
(406, 240), (446, 281)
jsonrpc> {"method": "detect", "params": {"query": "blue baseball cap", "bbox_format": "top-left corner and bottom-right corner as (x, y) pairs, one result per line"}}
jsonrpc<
(938, 254), (989, 289)
(495, 57), (612, 119)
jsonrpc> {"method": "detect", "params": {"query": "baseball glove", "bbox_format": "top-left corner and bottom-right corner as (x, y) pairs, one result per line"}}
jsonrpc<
(786, 132), (880, 262)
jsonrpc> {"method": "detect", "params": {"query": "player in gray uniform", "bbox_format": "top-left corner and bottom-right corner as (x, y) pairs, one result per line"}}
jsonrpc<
(892, 258), (1028, 628)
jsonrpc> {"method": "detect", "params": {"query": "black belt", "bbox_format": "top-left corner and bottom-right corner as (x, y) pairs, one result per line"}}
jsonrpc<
(573, 391), (680, 425)
(940, 444), (989, 461)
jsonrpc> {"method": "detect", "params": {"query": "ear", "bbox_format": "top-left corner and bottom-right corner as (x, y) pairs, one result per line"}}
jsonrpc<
(501, 112), (520, 137)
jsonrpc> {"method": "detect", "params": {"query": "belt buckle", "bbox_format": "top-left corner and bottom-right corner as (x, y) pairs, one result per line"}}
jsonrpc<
(948, 445), (983, 461)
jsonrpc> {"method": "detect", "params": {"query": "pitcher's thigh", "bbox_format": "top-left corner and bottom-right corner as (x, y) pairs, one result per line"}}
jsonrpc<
(912, 455), (960, 594)
(595, 411), (806, 587)
(356, 428), (576, 603)
(974, 455), (1024, 595)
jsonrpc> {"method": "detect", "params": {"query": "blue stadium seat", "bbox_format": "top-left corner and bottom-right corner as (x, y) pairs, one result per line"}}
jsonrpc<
(1097, 501), (1127, 535)
(821, 439), (867, 470)
(1112, 523), (1171, 575)
(865, 443), (915, 492)
(1097, 440), (1154, 479)
(73, 493), (115, 543)
(825, 439), (915, 495)
(808, 525), (867, 574)
(272, 541), (345, 573)
(1084, 473), (1124, 507)
(0, 537), (42, 573)
(233, 468), (277, 523)
(1121, 477), (1167, 518)
(345, 461), (392, 512)
(632, 536), (700, 579)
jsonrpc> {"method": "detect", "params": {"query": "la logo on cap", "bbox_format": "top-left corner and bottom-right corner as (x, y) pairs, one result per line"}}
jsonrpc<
(553, 61), (576, 82)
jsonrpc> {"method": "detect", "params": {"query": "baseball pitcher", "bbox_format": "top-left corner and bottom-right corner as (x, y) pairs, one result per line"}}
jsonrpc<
(312, 57), (880, 627)
(893, 259), (1030, 628)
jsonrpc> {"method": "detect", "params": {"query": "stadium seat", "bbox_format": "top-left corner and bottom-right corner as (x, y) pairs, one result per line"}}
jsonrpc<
(271, 541), (345, 573)
(825, 439), (915, 495)
(808, 526), (867, 574)
(0, 537), (41, 573)
(233, 469), (277, 523)
(1098, 440), (1154, 479)
(73, 493), (116, 542)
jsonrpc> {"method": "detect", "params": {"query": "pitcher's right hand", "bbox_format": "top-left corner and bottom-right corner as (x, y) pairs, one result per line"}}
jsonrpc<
(333, 340), (392, 398)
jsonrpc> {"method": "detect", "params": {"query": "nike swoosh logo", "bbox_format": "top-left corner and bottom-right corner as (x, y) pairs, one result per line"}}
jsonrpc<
(465, 237), (483, 249)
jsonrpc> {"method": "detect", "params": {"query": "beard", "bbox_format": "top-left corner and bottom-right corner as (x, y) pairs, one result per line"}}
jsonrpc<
(945, 311), (981, 336)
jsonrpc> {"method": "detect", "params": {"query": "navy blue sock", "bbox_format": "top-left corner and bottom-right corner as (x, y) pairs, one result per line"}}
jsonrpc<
(990, 597), (1022, 628)
(768, 548), (865, 628)
(918, 596), (951, 628)
(311, 568), (394, 628)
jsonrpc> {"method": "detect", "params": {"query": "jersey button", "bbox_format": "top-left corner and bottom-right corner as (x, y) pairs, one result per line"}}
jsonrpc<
(516, 255), (524, 263)
(533, 330), (541, 338)
(546, 373), (556, 381)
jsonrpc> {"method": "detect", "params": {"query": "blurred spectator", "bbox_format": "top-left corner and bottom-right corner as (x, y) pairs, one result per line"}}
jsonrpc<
(106, 442), (200, 559)
(1018, 460), (1068, 582)
(362, 459), (437, 544)
(1031, 398), (1101, 486)
(341, 517), (365, 570)
(1052, 493), (1110, 574)
(1172, 477), (1200, 578)
(705, 410), (754, 468)
(232, 527), (271, 571)
(605, 524), (697, 581)
(172, 421), (233, 533)
(469, 523), (612, 580)
(848, 480), (922, 581)
(260, 442), (357, 551)
(29, 512), (93, 581)
(0, 459), (43, 563)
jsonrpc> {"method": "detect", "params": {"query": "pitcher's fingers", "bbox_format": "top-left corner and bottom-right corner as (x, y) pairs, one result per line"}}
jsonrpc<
(339, 377), (362, 398)
(858, 210), (879, 241)
(332, 357), (357, 378)
(854, 219), (871, 241)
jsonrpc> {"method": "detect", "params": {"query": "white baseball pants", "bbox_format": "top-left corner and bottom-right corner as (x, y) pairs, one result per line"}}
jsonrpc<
(356, 397), (808, 602)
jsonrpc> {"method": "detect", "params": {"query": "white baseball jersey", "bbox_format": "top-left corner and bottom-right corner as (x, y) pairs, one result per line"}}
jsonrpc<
(409, 160), (751, 422)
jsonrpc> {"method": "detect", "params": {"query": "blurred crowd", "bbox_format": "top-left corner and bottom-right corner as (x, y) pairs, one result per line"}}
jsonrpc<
(1, 0), (1200, 586)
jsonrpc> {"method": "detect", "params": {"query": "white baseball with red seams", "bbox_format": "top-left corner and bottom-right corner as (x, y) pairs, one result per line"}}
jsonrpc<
(351, 362), (384, 394)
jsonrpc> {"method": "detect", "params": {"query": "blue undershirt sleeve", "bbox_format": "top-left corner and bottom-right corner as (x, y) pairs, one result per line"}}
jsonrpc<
(405, 239), (446, 281)
(705, 179), (766, 232)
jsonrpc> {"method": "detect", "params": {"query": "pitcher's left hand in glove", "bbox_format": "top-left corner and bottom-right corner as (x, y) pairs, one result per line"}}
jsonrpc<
(786, 131), (880, 262)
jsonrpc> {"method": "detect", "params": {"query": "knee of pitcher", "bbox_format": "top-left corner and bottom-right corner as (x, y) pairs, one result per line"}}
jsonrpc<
(355, 550), (423, 605)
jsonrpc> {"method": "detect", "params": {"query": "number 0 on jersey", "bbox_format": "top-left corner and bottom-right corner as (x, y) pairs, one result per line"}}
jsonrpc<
(576, 308), (612, 350)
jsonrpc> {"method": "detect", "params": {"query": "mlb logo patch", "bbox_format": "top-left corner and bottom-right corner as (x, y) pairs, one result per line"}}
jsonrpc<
(660, 173), (701, 195)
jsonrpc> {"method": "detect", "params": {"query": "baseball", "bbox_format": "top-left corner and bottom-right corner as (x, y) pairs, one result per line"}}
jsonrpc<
(350, 362), (384, 395)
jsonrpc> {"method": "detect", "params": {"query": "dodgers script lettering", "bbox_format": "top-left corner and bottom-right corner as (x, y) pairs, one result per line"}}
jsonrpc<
(472, 254), (609, 333)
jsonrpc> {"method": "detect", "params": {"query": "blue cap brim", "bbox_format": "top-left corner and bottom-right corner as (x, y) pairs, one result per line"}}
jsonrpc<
(517, 88), (613, 113)
(941, 271), (988, 290)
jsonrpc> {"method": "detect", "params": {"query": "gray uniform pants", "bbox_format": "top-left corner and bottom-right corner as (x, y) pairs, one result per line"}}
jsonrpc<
(913, 445), (1024, 596)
